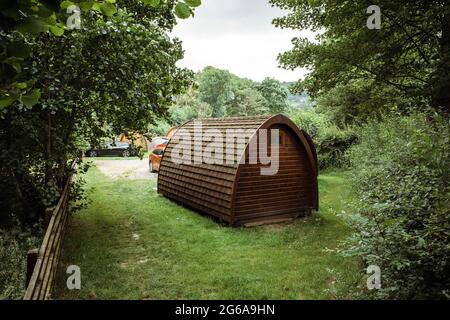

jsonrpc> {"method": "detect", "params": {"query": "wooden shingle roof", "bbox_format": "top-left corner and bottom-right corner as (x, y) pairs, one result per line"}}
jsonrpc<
(157, 115), (318, 225)
(158, 116), (271, 220)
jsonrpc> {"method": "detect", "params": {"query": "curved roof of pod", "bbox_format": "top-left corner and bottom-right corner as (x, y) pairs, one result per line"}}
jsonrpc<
(157, 114), (318, 224)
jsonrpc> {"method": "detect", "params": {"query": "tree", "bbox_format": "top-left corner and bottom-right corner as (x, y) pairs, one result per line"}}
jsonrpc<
(196, 68), (290, 118)
(170, 86), (212, 125)
(270, 0), (450, 116)
(0, 0), (201, 110)
(226, 87), (268, 116)
(314, 79), (419, 127)
(271, 0), (450, 298)
(256, 77), (289, 114)
(197, 66), (235, 117)
(0, 4), (193, 224)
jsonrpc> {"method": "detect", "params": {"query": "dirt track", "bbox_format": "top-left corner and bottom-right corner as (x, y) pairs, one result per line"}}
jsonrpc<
(93, 159), (158, 180)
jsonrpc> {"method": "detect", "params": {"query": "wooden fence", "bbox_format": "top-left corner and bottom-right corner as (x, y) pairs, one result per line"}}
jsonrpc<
(23, 160), (78, 300)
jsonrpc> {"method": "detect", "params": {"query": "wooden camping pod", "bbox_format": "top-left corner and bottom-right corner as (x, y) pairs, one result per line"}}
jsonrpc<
(166, 127), (178, 139)
(157, 115), (318, 226)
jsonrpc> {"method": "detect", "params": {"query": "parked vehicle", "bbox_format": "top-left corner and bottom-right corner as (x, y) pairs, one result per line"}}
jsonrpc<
(149, 137), (169, 149)
(149, 146), (165, 172)
(86, 142), (138, 157)
(148, 136), (170, 172)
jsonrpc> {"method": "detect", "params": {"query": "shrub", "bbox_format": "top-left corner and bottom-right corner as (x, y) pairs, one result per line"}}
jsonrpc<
(0, 221), (41, 300)
(345, 112), (450, 299)
(317, 125), (358, 169)
(148, 120), (171, 138)
(291, 109), (358, 169)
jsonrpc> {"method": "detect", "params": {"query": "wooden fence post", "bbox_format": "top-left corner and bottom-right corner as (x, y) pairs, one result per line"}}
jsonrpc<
(26, 249), (39, 287)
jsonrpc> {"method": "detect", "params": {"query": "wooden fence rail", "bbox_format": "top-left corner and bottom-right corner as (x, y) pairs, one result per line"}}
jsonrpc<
(23, 160), (78, 300)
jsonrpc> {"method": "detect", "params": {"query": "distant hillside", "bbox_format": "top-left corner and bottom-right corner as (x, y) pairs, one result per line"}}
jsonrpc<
(282, 82), (311, 109)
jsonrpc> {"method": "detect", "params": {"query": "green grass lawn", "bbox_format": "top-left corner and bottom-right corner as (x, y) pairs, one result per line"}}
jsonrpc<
(54, 166), (362, 299)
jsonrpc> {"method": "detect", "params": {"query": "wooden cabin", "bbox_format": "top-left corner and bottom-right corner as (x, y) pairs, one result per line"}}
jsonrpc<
(118, 131), (149, 151)
(157, 115), (318, 226)
(165, 127), (178, 139)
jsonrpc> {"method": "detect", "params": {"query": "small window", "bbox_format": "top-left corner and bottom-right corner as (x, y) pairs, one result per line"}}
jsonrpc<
(153, 149), (164, 156)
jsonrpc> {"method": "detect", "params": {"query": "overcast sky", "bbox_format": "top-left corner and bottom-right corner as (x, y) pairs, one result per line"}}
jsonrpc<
(171, 0), (315, 82)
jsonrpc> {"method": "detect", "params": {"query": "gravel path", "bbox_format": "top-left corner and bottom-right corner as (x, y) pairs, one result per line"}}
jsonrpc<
(93, 159), (158, 180)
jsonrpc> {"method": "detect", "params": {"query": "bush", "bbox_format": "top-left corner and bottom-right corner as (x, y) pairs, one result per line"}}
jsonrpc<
(0, 222), (41, 300)
(291, 109), (358, 169)
(345, 112), (450, 299)
(317, 125), (358, 169)
(291, 107), (329, 139)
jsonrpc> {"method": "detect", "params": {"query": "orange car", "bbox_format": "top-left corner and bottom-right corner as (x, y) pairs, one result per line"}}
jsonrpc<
(149, 144), (166, 172)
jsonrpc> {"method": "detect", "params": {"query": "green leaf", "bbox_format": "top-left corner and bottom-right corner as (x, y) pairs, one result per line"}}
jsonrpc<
(79, 1), (95, 11)
(185, 0), (201, 7)
(92, 3), (101, 11)
(0, 96), (15, 108)
(50, 25), (65, 36)
(46, 13), (57, 25)
(143, 0), (160, 7)
(100, 2), (116, 17)
(7, 41), (31, 59)
(60, 1), (75, 9)
(383, 218), (402, 227)
(174, 2), (191, 19)
(20, 89), (41, 108)
(16, 18), (48, 35)
(417, 236), (426, 247)
(2, 59), (21, 74)
(15, 82), (28, 90)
